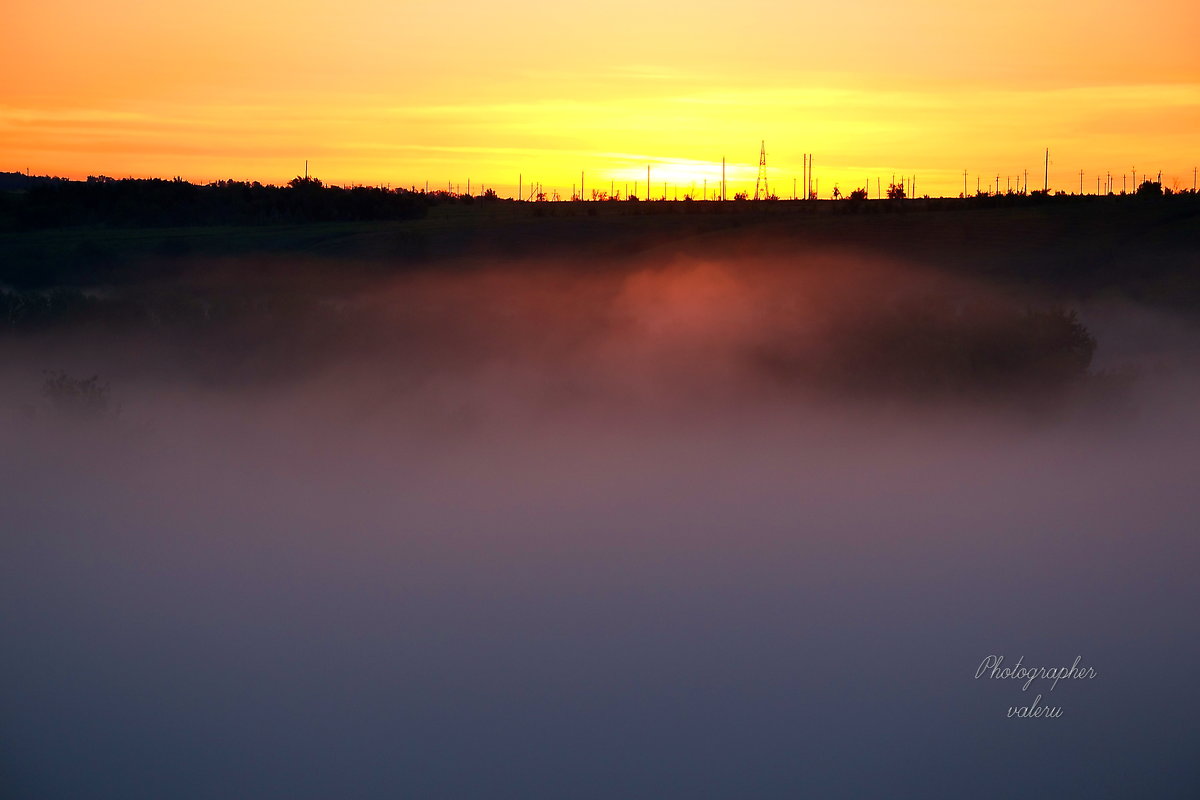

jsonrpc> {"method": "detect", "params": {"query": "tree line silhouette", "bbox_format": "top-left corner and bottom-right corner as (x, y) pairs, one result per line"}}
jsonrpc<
(1, 175), (432, 229)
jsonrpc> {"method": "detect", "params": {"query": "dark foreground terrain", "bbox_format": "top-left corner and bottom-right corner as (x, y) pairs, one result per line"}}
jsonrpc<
(2, 198), (1199, 799)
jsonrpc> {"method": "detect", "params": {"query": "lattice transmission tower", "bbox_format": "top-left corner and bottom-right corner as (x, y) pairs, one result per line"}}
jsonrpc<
(754, 140), (769, 200)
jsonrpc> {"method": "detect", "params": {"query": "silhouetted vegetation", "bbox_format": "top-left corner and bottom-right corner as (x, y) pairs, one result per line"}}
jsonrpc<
(1136, 180), (1163, 198)
(41, 370), (117, 420)
(0, 171), (70, 191)
(760, 301), (1097, 402)
(3, 176), (427, 230)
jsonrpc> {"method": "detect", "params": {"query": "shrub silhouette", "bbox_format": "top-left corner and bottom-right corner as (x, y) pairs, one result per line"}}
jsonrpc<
(41, 371), (117, 420)
(1136, 180), (1163, 197)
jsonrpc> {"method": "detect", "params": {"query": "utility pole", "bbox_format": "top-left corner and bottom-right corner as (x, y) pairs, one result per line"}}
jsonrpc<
(1079, 170), (1083, 195)
(754, 140), (769, 200)
(1044, 148), (1049, 192)
(647, 165), (651, 200)
(722, 157), (726, 200)
(964, 169), (968, 198)
(519, 174), (522, 201)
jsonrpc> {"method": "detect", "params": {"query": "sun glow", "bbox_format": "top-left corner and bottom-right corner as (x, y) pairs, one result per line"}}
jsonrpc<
(4, 0), (1198, 196)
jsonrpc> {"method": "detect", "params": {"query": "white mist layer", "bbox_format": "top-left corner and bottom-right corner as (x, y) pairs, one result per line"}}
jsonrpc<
(2, 254), (1199, 799)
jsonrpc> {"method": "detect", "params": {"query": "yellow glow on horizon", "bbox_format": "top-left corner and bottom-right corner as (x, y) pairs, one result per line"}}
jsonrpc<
(4, 0), (1198, 196)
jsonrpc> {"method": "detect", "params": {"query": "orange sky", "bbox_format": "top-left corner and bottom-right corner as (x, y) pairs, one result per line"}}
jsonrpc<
(4, 0), (1198, 196)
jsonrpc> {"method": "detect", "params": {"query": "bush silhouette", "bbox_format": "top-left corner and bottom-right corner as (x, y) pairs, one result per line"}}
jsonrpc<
(41, 371), (117, 420)
(1136, 180), (1163, 197)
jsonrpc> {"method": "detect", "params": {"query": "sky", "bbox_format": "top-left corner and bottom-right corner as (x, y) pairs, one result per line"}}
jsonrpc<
(4, 0), (1198, 196)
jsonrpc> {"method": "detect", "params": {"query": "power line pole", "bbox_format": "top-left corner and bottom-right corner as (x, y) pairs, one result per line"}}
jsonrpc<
(1044, 148), (1049, 192)
(964, 169), (968, 198)
(754, 140), (769, 200)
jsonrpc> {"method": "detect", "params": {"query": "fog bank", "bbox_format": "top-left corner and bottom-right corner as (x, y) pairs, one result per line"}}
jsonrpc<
(3, 251), (1198, 799)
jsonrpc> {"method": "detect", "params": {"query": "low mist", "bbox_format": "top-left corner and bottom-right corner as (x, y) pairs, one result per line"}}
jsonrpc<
(3, 249), (1199, 798)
